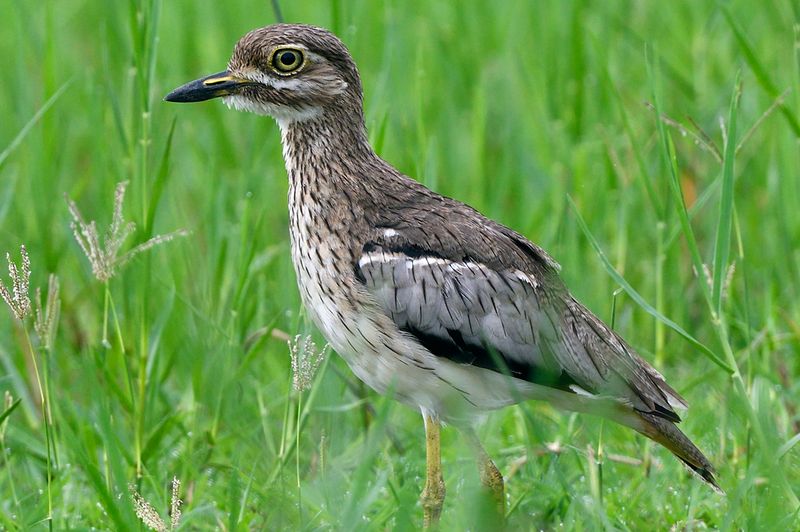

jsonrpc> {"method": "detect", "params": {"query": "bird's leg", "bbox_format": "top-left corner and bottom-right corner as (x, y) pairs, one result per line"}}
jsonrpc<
(421, 410), (445, 527)
(464, 429), (505, 518)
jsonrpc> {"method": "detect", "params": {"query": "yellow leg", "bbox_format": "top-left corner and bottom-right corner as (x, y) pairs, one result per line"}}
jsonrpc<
(464, 429), (505, 518)
(421, 410), (445, 527)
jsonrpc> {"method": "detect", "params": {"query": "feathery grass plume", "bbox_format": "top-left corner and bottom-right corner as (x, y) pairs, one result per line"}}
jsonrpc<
(66, 181), (188, 282)
(34, 274), (60, 351)
(130, 477), (183, 531)
(0, 245), (32, 320)
(0, 245), (54, 520)
(289, 334), (328, 392)
(701, 263), (736, 305)
(131, 488), (166, 531)
(170, 477), (182, 526)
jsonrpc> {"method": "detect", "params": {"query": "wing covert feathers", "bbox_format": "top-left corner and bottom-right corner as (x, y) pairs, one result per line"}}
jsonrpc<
(357, 242), (687, 423)
(354, 176), (718, 491)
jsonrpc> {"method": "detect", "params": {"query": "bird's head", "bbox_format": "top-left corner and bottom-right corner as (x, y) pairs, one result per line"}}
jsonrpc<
(165, 24), (363, 126)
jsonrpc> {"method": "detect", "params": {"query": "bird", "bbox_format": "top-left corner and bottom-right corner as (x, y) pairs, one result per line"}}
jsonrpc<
(165, 23), (721, 525)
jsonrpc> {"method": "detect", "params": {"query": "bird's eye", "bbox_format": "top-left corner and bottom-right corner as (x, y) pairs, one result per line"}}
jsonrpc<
(272, 48), (304, 75)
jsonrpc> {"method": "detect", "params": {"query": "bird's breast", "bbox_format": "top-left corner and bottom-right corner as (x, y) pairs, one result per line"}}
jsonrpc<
(287, 180), (363, 344)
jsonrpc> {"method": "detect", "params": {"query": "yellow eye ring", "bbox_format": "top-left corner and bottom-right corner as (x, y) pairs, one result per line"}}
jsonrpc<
(271, 48), (305, 75)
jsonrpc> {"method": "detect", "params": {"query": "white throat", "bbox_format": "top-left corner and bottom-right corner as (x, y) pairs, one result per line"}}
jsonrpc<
(223, 94), (321, 130)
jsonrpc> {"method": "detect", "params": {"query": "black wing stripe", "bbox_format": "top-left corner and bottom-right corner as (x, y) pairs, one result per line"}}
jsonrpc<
(400, 325), (577, 391)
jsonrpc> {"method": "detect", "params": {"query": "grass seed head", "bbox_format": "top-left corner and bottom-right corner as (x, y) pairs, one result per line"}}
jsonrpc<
(170, 477), (182, 527)
(289, 334), (328, 392)
(67, 181), (188, 282)
(130, 477), (183, 531)
(34, 274), (60, 351)
(0, 245), (32, 320)
(131, 486), (167, 532)
(700, 262), (736, 304)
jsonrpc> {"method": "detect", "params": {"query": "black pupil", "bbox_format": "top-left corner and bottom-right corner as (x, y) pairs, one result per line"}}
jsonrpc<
(279, 52), (297, 66)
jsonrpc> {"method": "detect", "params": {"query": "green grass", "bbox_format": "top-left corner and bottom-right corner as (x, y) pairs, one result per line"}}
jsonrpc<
(1, 0), (799, 529)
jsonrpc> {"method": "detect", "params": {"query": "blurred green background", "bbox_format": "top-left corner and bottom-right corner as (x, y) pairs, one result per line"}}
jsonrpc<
(0, 0), (798, 529)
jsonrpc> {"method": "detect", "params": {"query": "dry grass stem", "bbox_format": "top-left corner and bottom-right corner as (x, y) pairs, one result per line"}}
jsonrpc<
(34, 274), (60, 351)
(289, 334), (328, 392)
(67, 181), (188, 282)
(0, 245), (32, 320)
(243, 326), (291, 351)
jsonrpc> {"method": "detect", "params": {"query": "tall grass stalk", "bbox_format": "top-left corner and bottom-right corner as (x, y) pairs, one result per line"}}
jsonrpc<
(0, 394), (21, 513)
(1, 246), (56, 530)
(269, 351), (332, 486)
(649, 54), (798, 508)
(23, 328), (53, 530)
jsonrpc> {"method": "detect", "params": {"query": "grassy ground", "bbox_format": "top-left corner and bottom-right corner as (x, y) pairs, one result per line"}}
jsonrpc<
(0, 0), (798, 529)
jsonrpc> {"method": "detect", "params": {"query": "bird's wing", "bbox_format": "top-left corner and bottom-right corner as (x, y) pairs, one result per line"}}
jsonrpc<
(355, 226), (687, 422)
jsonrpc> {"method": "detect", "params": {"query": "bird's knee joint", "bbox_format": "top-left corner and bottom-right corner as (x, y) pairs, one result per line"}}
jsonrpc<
(421, 478), (446, 505)
(421, 480), (446, 527)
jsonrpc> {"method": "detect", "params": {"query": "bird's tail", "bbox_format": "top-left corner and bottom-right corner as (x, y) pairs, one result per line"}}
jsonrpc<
(634, 411), (723, 493)
(521, 386), (723, 492)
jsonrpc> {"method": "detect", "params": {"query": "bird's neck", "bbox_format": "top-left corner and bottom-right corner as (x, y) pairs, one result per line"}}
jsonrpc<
(278, 107), (385, 195)
(280, 108), (386, 260)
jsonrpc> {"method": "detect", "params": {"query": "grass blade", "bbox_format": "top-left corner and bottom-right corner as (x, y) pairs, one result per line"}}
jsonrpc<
(722, 6), (800, 137)
(778, 432), (800, 459)
(712, 73), (741, 315)
(0, 398), (22, 425)
(647, 51), (711, 301)
(0, 80), (71, 169)
(144, 118), (177, 236)
(568, 196), (732, 372)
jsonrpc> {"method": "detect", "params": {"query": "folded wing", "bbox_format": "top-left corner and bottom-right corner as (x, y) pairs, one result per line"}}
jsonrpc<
(356, 239), (687, 423)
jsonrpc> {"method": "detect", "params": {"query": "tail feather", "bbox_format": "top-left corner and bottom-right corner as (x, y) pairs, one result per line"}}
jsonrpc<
(636, 411), (723, 494)
(519, 385), (723, 492)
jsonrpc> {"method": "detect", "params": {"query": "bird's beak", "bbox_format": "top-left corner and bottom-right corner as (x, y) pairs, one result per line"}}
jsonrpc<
(164, 71), (256, 103)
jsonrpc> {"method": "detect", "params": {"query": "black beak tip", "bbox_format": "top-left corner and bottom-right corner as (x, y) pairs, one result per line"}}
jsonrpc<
(163, 72), (241, 104)
(163, 89), (187, 103)
(163, 82), (203, 103)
